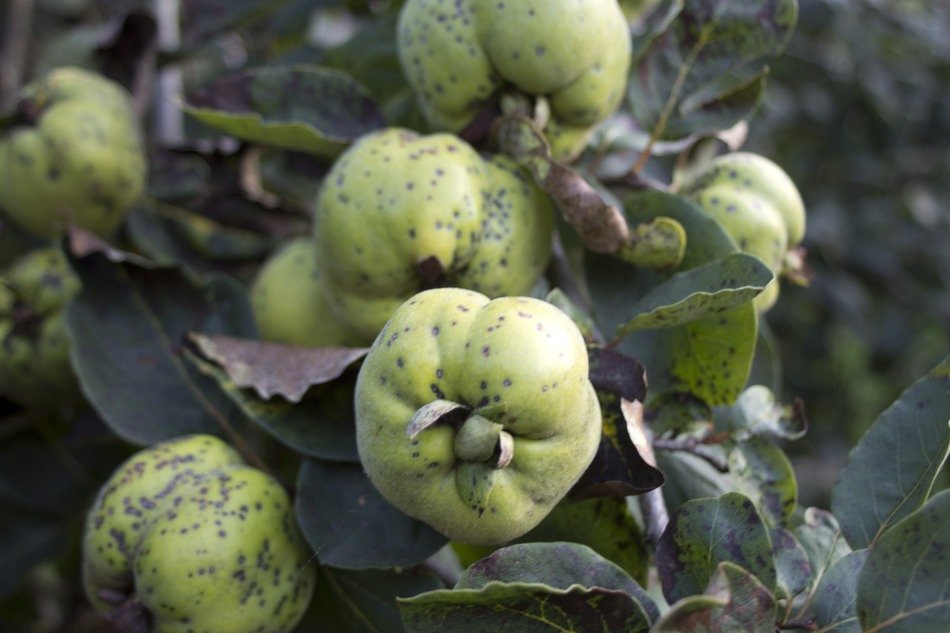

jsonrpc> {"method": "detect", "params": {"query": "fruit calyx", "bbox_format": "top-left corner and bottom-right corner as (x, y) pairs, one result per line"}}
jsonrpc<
(406, 399), (513, 470)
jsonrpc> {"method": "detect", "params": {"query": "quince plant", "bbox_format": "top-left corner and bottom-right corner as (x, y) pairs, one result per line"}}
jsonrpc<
(313, 127), (554, 344)
(355, 287), (603, 545)
(82, 434), (315, 633)
(0, 66), (146, 238)
(397, 0), (632, 160)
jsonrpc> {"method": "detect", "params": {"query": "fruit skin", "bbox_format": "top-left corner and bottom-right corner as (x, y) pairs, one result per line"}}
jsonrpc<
(250, 237), (363, 347)
(681, 152), (806, 312)
(397, 0), (632, 160)
(355, 288), (602, 546)
(82, 434), (315, 633)
(0, 66), (147, 238)
(0, 247), (82, 410)
(315, 128), (553, 344)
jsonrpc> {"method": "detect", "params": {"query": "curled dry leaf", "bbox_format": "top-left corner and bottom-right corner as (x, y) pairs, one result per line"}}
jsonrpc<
(67, 226), (156, 267)
(494, 115), (630, 253)
(188, 333), (368, 403)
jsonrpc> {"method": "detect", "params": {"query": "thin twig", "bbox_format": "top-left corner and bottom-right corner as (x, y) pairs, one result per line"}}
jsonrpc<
(630, 24), (713, 175)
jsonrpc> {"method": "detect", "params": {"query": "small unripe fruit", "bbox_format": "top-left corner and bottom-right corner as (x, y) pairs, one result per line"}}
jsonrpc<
(355, 288), (602, 545)
(0, 67), (147, 237)
(0, 247), (82, 410)
(250, 237), (362, 347)
(315, 128), (553, 343)
(82, 435), (315, 633)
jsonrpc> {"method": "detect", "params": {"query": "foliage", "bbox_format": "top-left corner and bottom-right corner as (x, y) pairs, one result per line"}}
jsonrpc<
(0, 0), (946, 631)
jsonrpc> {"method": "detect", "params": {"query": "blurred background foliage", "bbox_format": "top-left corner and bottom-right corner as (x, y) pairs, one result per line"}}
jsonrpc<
(744, 0), (949, 504)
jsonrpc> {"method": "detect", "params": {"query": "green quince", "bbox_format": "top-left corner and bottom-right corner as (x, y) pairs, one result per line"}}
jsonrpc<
(355, 288), (603, 545)
(397, 0), (632, 160)
(250, 237), (363, 347)
(314, 128), (553, 344)
(681, 152), (806, 312)
(82, 434), (315, 633)
(0, 67), (146, 238)
(0, 247), (82, 411)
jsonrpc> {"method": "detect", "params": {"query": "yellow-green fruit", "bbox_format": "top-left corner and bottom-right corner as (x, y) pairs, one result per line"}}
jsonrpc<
(0, 248), (82, 410)
(82, 434), (315, 633)
(682, 153), (806, 313)
(683, 152), (806, 247)
(315, 128), (553, 344)
(397, 0), (631, 160)
(355, 288), (602, 545)
(0, 67), (146, 237)
(250, 237), (362, 347)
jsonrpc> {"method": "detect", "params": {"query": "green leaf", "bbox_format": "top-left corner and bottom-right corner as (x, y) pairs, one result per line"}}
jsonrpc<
(629, 0), (797, 140)
(792, 508), (852, 596)
(0, 414), (130, 516)
(654, 449), (731, 516)
(857, 490), (950, 632)
(831, 356), (950, 549)
(617, 253), (771, 334)
(295, 459), (447, 570)
(187, 352), (359, 462)
(128, 201), (274, 263)
(509, 499), (652, 593)
(65, 249), (257, 445)
(400, 583), (651, 633)
(769, 528), (811, 602)
(812, 549), (868, 633)
(591, 190), (758, 405)
(656, 491), (777, 604)
(629, 0), (683, 61)
(729, 437), (797, 528)
(302, 566), (444, 633)
(652, 561), (776, 633)
(457, 543), (651, 610)
(714, 385), (807, 441)
(184, 66), (386, 157)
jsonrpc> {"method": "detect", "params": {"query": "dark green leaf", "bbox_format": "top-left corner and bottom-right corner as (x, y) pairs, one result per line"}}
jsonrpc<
(65, 248), (256, 445)
(629, 0), (797, 140)
(630, 0), (683, 61)
(301, 566), (444, 633)
(185, 66), (386, 156)
(510, 500), (652, 595)
(187, 352), (359, 462)
(295, 459), (447, 570)
(458, 542), (644, 595)
(770, 528), (811, 602)
(656, 491), (776, 603)
(617, 253), (771, 334)
(729, 437), (797, 528)
(652, 562), (776, 633)
(0, 508), (66, 601)
(812, 549), (868, 633)
(832, 356), (950, 549)
(857, 490), (950, 633)
(400, 582), (652, 633)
